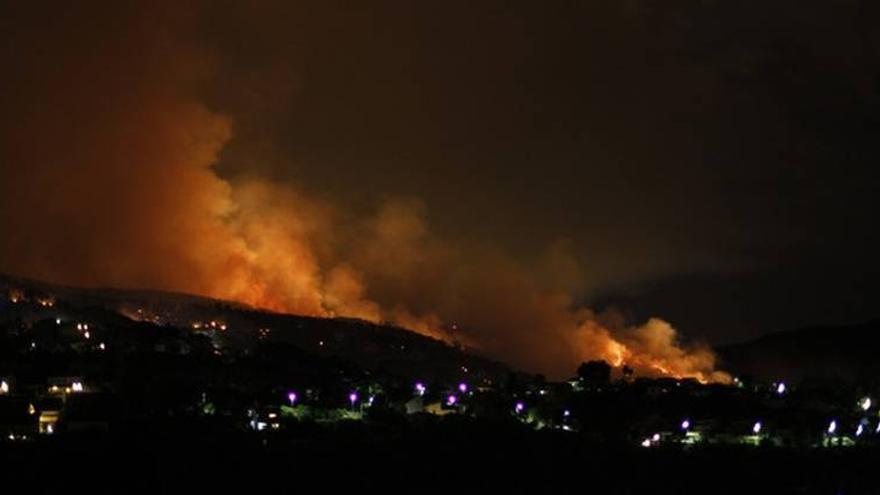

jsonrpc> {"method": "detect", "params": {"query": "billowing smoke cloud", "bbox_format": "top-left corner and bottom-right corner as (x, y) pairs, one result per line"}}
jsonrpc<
(0, 2), (728, 381)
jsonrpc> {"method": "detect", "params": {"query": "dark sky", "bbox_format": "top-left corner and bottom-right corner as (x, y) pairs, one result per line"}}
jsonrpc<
(2, 0), (880, 358)
(205, 1), (880, 342)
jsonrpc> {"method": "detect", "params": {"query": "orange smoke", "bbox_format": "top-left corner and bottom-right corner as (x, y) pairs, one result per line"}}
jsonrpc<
(0, 1), (729, 382)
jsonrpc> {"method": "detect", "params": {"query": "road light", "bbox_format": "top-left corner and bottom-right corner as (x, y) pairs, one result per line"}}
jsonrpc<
(349, 392), (358, 408)
(752, 421), (762, 434)
(287, 392), (297, 405)
(861, 397), (872, 411)
(458, 382), (468, 394)
(447, 394), (457, 406)
(415, 382), (426, 396)
(515, 402), (525, 414)
(681, 419), (691, 431)
(0, 381), (8, 394)
(856, 424), (864, 437)
(776, 382), (786, 395)
(827, 420), (837, 435)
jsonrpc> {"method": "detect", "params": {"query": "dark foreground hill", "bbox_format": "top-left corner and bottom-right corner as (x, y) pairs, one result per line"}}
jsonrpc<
(718, 319), (880, 385)
(0, 273), (509, 383)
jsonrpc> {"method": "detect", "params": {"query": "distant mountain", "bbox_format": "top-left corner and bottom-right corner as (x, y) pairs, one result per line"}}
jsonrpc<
(0, 273), (509, 383)
(718, 319), (880, 384)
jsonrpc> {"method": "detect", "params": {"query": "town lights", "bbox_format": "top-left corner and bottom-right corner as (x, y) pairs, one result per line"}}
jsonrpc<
(515, 402), (525, 414)
(856, 424), (865, 437)
(349, 392), (358, 407)
(0, 381), (8, 394)
(652, 433), (661, 442)
(861, 397), (872, 411)
(563, 409), (571, 418)
(415, 382), (426, 396)
(827, 420), (837, 435)
(447, 395), (457, 406)
(776, 382), (786, 395)
(641, 439), (652, 448)
(752, 421), (762, 434)
(287, 392), (297, 405)
(458, 382), (468, 394)
(71, 381), (83, 392)
(681, 419), (691, 431)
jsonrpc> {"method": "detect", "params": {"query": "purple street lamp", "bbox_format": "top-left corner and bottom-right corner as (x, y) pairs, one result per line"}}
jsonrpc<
(415, 382), (426, 396)
(447, 394), (457, 406)
(349, 392), (358, 407)
(287, 392), (297, 405)
(458, 382), (468, 394)
(515, 402), (525, 414)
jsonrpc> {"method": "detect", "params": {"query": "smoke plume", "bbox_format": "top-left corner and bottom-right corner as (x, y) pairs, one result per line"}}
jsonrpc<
(0, 2), (728, 381)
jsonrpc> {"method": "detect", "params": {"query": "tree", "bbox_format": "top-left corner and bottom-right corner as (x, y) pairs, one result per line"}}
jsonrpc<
(577, 360), (611, 387)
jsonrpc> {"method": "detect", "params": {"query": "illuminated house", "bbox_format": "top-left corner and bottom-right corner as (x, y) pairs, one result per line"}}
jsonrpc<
(47, 376), (88, 396)
(37, 398), (63, 434)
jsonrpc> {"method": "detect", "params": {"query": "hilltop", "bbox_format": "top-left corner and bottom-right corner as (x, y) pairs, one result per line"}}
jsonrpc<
(0, 273), (509, 383)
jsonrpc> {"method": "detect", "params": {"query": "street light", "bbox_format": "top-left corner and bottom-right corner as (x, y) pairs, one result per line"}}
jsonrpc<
(458, 382), (468, 394)
(349, 392), (358, 408)
(287, 392), (297, 405)
(515, 402), (525, 414)
(752, 421), (762, 434)
(681, 419), (691, 431)
(415, 382), (426, 396)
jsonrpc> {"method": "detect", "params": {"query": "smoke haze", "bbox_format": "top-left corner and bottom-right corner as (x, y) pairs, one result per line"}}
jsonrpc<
(23, 1), (880, 380)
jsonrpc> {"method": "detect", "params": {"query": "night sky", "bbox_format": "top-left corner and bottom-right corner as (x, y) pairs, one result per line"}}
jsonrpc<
(2, 1), (879, 373)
